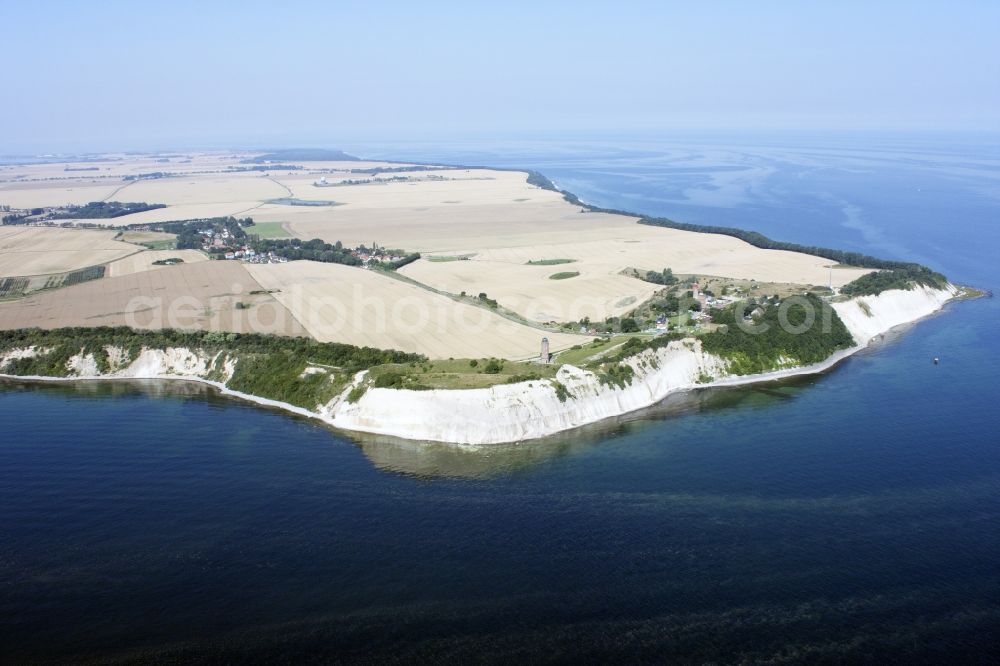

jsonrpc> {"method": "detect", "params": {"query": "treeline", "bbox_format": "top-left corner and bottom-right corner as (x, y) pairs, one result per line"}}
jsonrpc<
(526, 171), (558, 191)
(3, 202), (167, 224)
(226, 164), (303, 172)
(380, 253), (421, 270)
(48, 201), (166, 219)
(125, 216), (252, 250)
(253, 238), (361, 266)
(122, 172), (173, 181)
(840, 265), (947, 296)
(521, 166), (948, 280)
(144, 216), (253, 235)
(251, 237), (420, 270)
(244, 149), (359, 163)
(0, 327), (425, 409)
(0, 327), (421, 371)
(350, 166), (447, 175)
(639, 217), (934, 272)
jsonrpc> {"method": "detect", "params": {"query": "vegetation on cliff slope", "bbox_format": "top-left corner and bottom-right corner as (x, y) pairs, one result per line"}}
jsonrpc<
(596, 294), (855, 377)
(0, 327), (423, 409)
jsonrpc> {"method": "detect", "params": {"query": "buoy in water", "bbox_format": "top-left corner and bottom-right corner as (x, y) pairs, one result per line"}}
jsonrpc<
(933, 357), (939, 365)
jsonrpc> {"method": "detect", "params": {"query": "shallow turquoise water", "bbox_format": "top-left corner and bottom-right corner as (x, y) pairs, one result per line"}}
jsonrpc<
(2, 136), (999, 663)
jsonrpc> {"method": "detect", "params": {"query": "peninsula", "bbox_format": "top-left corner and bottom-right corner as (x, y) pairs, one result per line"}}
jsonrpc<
(0, 151), (966, 444)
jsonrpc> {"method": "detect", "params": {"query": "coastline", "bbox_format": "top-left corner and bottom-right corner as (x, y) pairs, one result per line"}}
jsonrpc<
(1, 285), (961, 446)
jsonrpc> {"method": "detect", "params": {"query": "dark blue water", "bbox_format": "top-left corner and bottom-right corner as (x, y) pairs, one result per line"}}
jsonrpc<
(3, 136), (999, 663)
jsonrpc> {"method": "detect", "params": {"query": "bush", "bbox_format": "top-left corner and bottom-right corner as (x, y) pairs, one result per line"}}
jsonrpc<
(551, 380), (571, 402)
(345, 384), (368, 403)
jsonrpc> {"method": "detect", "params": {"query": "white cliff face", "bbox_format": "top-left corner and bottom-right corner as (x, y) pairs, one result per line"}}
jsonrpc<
(832, 284), (957, 347)
(0, 346), (233, 384)
(0, 285), (957, 445)
(0, 346), (49, 366)
(114, 348), (219, 379)
(326, 340), (729, 445)
(324, 285), (958, 444)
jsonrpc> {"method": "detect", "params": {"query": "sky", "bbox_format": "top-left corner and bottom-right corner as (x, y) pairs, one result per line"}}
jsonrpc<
(2, 1), (998, 152)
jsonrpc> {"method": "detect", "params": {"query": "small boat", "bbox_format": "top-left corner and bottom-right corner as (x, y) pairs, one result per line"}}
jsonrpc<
(933, 357), (939, 365)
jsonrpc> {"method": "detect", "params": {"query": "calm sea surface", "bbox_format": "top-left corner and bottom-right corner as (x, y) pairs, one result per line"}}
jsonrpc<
(2, 135), (999, 663)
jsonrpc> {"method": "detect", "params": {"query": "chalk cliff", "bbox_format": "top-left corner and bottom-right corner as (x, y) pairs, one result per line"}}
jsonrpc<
(0, 286), (957, 445)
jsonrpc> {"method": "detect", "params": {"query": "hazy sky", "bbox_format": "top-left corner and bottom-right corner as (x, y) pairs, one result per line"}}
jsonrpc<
(2, 1), (998, 152)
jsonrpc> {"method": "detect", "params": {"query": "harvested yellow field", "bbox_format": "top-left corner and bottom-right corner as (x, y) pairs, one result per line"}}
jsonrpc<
(272, 168), (535, 206)
(268, 170), (582, 248)
(118, 173), (288, 206)
(401, 258), (659, 323)
(56, 173), (286, 226)
(245, 261), (586, 360)
(271, 166), (869, 289)
(0, 180), (122, 208)
(0, 153), (393, 226)
(400, 232), (869, 323)
(0, 261), (305, 336)
(83, 202), (265, 227)
(452, 226), (872, 286)
(0, 153), (246, 186)
(107, 250), (209, 277)
(0, 227), (138, 277)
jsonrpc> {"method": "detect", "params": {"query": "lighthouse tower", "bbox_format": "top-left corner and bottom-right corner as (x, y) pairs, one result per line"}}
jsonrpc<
(540, 337), (550, 364)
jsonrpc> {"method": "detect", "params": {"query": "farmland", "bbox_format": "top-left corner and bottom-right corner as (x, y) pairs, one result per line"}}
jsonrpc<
(107, 249), (209, 277)
(0, 261), (305, 336)
(400, 257), (659, 323)
(247, 221), (293, 239)
(119, 230), (177, 249)
(0, 227), (137, 277)
(0, 150), (877, 361)
(245, 261), (584, 360)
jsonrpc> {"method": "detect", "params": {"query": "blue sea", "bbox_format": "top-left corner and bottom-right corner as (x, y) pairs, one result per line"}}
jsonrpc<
(2, 135), (999, 663)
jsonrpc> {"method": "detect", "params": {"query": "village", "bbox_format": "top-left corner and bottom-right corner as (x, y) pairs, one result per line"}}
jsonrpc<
(196, 226), (408, 268)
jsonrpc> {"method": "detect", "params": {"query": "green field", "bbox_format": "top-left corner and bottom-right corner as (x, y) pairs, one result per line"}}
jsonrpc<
(554, 336), (630, 367)
(141, 240), (176, 250)
(249, 222), (293, 239)
(527, 258), (575, 266)
(120, 230), (176, 250)
(363, 357), (559, 390)
(427, 254), (475, 262)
